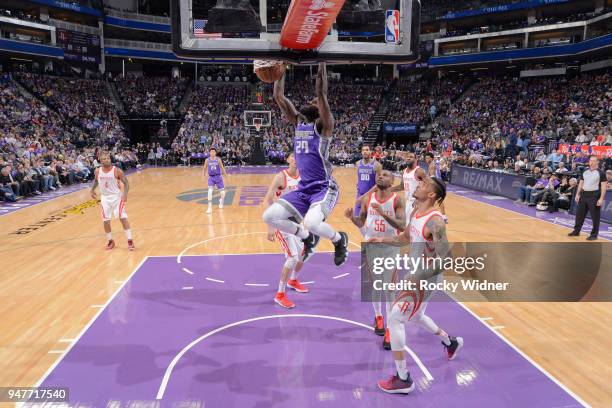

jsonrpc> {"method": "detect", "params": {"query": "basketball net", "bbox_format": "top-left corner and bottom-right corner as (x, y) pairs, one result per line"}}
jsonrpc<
(253, 59), (285, 72)
(253, 118), (262, 132)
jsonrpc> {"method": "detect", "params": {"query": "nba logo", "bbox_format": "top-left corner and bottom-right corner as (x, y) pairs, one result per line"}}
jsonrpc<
(385, 10), (400, 44)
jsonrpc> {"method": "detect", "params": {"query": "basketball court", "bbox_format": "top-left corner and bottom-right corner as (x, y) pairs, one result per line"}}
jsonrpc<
(2, 166), (610, 407)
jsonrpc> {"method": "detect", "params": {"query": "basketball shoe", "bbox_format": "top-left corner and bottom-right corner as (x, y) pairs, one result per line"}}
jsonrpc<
(333, 232), (348, 266)
(287, 279), (309, 293)
(274, 292), (295, 309)
(378, 373), (415, 394)
(106, 240), (115, 250)
(383, 328), (391, 350)
(302, 232), (320, 262)
(443, 336), (464, 360)
(374, 316), (385, 336)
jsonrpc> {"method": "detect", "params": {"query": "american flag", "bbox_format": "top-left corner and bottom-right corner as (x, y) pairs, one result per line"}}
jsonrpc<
(194, 19), (222, 38)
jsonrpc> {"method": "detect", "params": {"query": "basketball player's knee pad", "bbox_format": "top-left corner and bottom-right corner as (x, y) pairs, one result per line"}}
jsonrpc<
(388, 319), (406, 351)
(262, 205), (275, 224)
(284, 255), (298, 271)
(303, 208), (324, 231)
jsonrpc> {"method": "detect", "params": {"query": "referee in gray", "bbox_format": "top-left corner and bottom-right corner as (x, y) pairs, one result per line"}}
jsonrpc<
(568, 155), (607, 240)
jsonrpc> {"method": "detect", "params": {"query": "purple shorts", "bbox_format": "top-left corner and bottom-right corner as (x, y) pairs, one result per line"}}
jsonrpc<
(354, 191), (368, 217)
(278, 181), (339, 221)
(208, 175), (224, 189)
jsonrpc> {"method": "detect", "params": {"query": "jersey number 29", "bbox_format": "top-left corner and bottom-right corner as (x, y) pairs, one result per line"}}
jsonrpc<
(295, 140), (309, 154)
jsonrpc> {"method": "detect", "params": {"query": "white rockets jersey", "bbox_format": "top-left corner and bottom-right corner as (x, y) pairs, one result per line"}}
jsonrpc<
(276, 169), (300, 197)
(403, 167), (420, 202)
(364, 192), (400, 241)
(97, 166), (121, 196)
(408, 209), (444, 254)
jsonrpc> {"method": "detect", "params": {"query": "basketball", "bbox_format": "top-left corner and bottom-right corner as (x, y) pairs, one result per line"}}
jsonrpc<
(254, 61), (286, 83)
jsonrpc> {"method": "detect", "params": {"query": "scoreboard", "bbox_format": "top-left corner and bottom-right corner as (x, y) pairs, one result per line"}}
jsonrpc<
(57, 29), (101, 64)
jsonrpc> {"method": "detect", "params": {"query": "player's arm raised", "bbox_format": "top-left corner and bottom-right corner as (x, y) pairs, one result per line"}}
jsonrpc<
(90, 168), (99, 199)
(273, 72), (298, 126)
(345, 194), (368, 228)
(375, 161), (383, 177)
(315, 62), (334, 137)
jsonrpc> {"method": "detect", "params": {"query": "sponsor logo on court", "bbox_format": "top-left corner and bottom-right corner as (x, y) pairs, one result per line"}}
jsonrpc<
(176, 186), (268, 207)
(10, 199), (100, 235)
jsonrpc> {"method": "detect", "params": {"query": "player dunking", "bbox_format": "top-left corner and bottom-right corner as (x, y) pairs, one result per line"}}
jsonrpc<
(263, 62), (349, 266)
(264, 153), (309, 309)
(354, 145), (382, 233)
(203, 147), (228, 214)
(90, 152), (134, 250)
(377, 177), (462, 394)
(345, 170), (405, 349)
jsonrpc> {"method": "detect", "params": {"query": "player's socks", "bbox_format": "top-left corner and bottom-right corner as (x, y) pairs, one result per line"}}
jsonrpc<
(436, 328), (451, 346)
(443, 336), (464, 360)
(106, 233), (112, 241)
(125, 229), (132, 240)
(206, 205), (212, 214)
(332, 232), (341, 242)
(278, 281), (287, 293)
(374, 316), (385, 336)
(274, 292), (295, 309)
(333, 232), (348, 266)
(377, 372), (414, 394)
(394, 360), (408, 380)
(219, 190), (225, 208)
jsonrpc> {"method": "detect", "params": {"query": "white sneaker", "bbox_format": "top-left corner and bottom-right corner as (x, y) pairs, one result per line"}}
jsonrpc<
(206, 207), (212, 214)
(219, 202), (224, 209)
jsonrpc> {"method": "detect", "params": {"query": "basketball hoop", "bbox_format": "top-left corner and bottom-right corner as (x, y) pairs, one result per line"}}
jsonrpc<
(253, 118), (263, 132)
(253, 59), (285, 72)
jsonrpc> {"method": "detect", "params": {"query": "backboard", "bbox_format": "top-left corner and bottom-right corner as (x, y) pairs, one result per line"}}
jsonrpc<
(171, 0), (421, 64)
(244, 110), (272, 131)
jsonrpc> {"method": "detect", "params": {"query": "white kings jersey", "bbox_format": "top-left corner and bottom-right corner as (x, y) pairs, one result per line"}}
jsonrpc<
(408, 209), (444, 256)
(364, 192), (400, 241)
(97, 166), (121, 197)
(276, 169), (300, 197)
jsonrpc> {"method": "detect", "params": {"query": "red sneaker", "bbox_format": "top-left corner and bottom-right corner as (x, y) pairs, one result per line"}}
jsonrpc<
(105, 240), (115, 250)
(127, 240), (135, 251)
(287, 279), (309, 293)
(374, 316), (385, 336)
(274, 292), (295, 309)
(378, 373), (415, 394)
(383, 328), (391, 350)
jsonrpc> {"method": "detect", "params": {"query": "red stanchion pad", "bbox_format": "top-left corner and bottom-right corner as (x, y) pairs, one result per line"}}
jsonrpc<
(279, 0), (346, 50)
